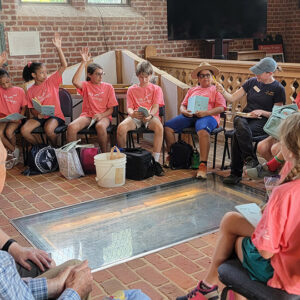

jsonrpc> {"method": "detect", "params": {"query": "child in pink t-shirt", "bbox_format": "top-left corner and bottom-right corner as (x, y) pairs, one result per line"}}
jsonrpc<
(0, 53), (27, 164)
(66, 48), (118, 152)
(117, 60), (165, 176)
(177, 113), (300, 300)
(21, 33), (67, 147)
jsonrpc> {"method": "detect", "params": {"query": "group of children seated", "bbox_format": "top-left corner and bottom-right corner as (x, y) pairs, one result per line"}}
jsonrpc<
(1, 34), (300, 299)
(0, 33), (227, 179)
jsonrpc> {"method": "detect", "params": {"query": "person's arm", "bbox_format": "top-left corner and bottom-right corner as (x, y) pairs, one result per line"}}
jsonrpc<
(194, 106), (225, 118)
(0, 51), (7, 67)
(180, 104), (193, 117)
(72, 47), (91, 90)
(258, 249), (274, 259)
(0, 229), (54, 272)
(52, 33), (68, 76)
(250, 101), (284, 118)
(216, 82), (246, 103)
(94, 107), (114, 121)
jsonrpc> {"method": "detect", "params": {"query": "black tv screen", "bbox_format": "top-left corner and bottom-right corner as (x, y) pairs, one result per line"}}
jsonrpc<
(167, 0), (267, 40)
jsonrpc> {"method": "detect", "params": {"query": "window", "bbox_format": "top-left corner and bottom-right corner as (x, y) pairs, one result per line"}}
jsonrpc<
(21, 0), (67, 3)
(88, 0), (127, 4)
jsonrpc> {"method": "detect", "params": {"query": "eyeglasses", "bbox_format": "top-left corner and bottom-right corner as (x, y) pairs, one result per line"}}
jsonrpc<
(95, 72), (105, 76)
(198, 74), (211, 78)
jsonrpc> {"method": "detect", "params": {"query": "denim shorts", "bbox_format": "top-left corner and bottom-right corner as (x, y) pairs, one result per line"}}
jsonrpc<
(165, 114), (218, 134)
(242, 237), (274, 283)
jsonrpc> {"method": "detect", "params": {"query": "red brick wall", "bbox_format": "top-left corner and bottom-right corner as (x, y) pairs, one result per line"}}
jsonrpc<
(0, 0), (297, 84)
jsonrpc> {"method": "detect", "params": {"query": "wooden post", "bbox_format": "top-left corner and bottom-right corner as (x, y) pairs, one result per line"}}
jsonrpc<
(115, 50), (123, 84)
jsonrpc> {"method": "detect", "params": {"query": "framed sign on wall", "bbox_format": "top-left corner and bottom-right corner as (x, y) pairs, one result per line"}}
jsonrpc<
(253, 35), (285, 62)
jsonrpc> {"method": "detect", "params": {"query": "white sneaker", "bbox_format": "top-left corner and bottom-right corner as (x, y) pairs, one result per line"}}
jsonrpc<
(13, 147), (20, 160)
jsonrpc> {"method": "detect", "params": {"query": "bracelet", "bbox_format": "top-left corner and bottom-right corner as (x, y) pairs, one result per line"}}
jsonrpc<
(1, 239), (17, 252)
(274, 155), (284, 164)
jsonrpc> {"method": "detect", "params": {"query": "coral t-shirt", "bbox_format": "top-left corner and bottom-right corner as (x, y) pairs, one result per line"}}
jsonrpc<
(27, 71), (64, 121)
(181, 85), (226, 124)
(77, 81), (118, 120)
(252, 178), (300, 294)
(126, 83), (164, 117)
(0, 86), (27, 117)
(294, 93), (300, 109)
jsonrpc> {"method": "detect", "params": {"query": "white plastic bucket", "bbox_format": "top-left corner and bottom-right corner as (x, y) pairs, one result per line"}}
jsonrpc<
(94, 152), (126, 188)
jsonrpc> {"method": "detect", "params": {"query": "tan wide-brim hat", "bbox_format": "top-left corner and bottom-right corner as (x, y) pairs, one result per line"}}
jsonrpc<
(191, 62), (220, 79)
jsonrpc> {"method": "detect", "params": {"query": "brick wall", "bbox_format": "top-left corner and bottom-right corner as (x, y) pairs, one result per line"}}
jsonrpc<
(0, 0), (297, 84)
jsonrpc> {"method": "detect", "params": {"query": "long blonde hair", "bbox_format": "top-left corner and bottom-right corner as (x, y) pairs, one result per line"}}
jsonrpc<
(280, 113), (300, 183)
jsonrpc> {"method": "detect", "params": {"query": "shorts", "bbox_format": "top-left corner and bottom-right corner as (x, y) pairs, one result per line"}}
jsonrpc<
(34, 116), (65, 127)
(242, 237), (274, 283)
(129, 116), (158, 129)
(164, 114), (218, 134)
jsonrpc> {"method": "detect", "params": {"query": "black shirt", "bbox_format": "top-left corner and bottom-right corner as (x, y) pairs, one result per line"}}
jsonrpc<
(242, 77), (286, 113)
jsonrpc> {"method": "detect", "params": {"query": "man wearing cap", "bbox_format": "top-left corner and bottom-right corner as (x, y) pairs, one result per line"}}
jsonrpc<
(164, 62), (226, 179)
(216, 57), (286, 184)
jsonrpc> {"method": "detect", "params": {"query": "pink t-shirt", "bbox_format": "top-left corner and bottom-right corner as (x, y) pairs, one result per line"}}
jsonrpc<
(0, 86), (27, 116)
(27, 71), (64, 121)
(126, 83), (165, 117)
(77, 81), (118, 120)
(294, 93), (300, 109)
(252, 178), (300, 294)
(182, 85), (226, 124)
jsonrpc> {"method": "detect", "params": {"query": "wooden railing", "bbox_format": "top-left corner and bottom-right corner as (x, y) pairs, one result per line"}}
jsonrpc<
(148, 56), (300, 114)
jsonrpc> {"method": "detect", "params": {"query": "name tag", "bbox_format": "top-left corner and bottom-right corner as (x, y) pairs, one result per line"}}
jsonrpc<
(253, 86), (260, 93)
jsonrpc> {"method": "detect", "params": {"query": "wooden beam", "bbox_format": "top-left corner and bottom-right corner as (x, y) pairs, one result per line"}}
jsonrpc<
(115, 50), (123, 84)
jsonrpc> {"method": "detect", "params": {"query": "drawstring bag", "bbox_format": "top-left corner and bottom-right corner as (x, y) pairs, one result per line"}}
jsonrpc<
(23, 144), (58, 176)
(263, 104), (298, 140)
(80, 147), (101, 174)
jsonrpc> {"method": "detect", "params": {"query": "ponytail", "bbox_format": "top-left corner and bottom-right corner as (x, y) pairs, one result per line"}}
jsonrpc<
(22, 62), (43, 82)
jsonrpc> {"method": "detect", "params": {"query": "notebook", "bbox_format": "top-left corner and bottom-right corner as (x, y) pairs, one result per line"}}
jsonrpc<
(235, 203), (262, 227)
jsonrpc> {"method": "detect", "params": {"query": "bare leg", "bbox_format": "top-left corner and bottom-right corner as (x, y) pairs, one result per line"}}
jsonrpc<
(0, 123), (14, 152)
(67, 116), (91, 143)
(204, 212), (255, 285)
(117, 117), (136, 148)
(44, 118), (59, 147)
(147, 117), (163, 153)
(5, 122), (20, 151)
(164, 126), (176, 152)
(257, 137), (277, 161)
(95, 117), (110, 152)
(197, 129), (210, 161)
(21, 119), (42, 145)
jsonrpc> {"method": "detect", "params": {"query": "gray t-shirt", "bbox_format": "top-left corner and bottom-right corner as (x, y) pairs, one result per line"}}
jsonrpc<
(242, 77), (286, 113)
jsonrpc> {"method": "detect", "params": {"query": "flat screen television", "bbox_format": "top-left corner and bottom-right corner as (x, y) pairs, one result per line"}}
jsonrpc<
(167, 0), (267, 40)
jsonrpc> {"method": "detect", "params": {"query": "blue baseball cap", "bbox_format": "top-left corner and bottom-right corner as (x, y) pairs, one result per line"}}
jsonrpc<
(250, 57), (277, 75)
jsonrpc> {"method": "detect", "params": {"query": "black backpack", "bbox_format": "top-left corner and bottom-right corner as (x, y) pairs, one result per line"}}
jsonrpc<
(23, 144), (59, 176)
(169, 140), (193, 169)
(121, 147), (155, 180)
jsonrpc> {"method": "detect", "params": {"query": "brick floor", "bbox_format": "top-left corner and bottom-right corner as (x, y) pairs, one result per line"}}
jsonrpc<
(1, 140), (265, 299)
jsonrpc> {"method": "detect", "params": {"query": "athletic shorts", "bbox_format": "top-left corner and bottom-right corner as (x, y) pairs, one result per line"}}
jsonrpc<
(129, 116), (159, 129)
(242, 237), (274, 283)
(34, 116), (65, 127)
(164, 114), (218, 134)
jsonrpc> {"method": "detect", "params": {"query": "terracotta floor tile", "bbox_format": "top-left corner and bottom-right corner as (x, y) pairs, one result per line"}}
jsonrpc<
(50, 188), (67, 197)
(158, 282), (186, 300)
(128, 281), (164, 300)
(14, 199), (32, 210)
(100, 278), (126, 295)
(0, 198), (13, 209)
(5, 192), (23, 202)
(41, 194), (60, 203)
(32, 201), (53, 212)
(59, 195), (80, 205)
(2, 207), (22, 219)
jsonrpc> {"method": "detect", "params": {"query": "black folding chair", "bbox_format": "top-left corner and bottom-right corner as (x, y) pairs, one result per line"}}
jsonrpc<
(126, 106), (166, 164)
(218, 258), (300, 300)
(221, 130), (268, 170)
(178, 112), (226, 169)
(78, 105), (119, 147)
